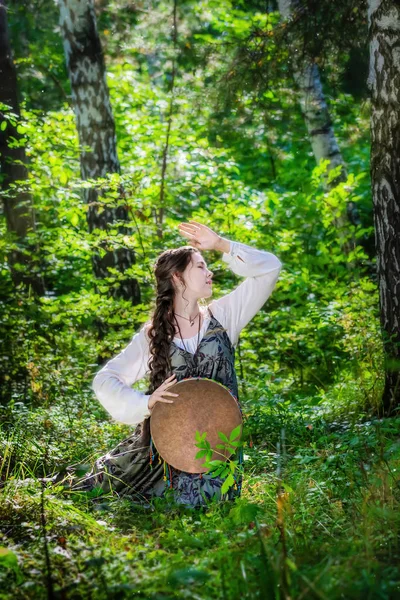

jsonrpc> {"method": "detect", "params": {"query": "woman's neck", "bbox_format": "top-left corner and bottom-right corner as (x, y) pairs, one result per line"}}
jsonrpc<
(172, 299), (201, 321)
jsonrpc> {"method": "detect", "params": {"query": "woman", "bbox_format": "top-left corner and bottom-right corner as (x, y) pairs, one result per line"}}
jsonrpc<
(65, 220), (282, 507)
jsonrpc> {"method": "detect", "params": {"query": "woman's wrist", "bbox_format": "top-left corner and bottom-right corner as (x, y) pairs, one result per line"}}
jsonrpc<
(214, 236), (230, 254)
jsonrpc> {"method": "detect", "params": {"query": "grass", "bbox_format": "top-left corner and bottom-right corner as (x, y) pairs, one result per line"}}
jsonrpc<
(0, 383), (399, 599)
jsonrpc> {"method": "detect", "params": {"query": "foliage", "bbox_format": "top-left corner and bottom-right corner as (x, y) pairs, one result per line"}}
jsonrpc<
(195, 425), (243, 494)
(0, 401), (399, 598)
(0, 0), (396, 598)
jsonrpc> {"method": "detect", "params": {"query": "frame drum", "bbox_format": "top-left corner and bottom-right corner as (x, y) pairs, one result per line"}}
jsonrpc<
(150, 377), (242, 473)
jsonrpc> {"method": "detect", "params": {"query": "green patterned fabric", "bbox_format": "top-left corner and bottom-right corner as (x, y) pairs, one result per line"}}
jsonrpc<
(62, 307), (243, 507)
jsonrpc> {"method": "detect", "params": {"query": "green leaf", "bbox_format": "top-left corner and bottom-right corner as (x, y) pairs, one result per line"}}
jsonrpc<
(210, 464), (228, 478)
(0, 548), (23, 584)
(0, 121), (7, 131)
(195, 449), (207, 459)
(218, 431), (230, 443)
(230, 460), (238, 473)
(0, 547), (18, 569)
(70, 212), (79, 227)
(221, 474), (235, 495)
(229, 425), (242, 442)
(229, 501), (262, 525)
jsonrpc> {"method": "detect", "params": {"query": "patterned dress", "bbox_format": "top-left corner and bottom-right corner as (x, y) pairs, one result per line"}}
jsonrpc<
(63, 307), (243, 507)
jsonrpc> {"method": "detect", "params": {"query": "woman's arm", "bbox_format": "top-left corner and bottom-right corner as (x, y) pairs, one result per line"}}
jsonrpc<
(92, 325), (152, 425)
(209, 238), (283, 346)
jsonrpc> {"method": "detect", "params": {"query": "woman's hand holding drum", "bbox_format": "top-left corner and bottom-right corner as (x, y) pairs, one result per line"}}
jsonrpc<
(148, 374), (179, 411)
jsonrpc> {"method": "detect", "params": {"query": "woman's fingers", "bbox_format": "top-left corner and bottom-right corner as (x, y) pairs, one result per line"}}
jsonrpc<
(179, 222), (198, 228)
(189, 221), (208, 232)
(179, 229), (197, 240)
(179, 224), (201, 234)
(149, 375), (178, 410)
(164, 379), (177, 388)
(166, 374), (176, 379)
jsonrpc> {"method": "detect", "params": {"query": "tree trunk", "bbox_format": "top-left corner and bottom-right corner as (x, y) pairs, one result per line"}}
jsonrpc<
(368, 0), (400, 416)
(59, 0), (140, 303)
(277, 0), (361, 254)
(0, 0), (45, 295)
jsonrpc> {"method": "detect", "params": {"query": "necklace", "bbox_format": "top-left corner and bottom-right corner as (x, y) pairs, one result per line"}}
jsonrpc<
(173, 310), (200, 327)
(173, 312), (201, 356)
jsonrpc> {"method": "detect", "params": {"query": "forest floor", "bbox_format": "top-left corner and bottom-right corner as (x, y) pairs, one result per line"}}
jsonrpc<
(0, 394), (399, 600)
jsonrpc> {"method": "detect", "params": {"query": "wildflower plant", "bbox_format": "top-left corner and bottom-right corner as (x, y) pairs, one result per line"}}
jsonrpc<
(195, 425), (243, 494)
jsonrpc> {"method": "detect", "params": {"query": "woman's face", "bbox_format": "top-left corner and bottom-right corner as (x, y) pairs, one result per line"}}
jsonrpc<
(177, 252), (214, 298)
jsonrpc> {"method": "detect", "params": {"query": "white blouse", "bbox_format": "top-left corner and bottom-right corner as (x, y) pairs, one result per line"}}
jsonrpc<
(92, 239), (283, 426)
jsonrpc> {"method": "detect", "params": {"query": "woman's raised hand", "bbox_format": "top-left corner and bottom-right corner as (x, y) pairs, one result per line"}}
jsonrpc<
(148, 374), (179, 411)
(178, 220), (221, 251)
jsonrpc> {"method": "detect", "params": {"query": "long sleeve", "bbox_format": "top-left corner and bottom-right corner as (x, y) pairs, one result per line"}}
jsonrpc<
(209, 239), (282, 347)
(92, 325), (152, 425)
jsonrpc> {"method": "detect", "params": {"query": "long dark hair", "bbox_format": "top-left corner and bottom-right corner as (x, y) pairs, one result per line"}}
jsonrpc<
(138, 245), (206, 443)
(144, 244), (208, 394)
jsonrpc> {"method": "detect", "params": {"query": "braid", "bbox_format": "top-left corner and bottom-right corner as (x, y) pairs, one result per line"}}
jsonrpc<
(139, 246), (207, 444)
(145, 246), (198, 396)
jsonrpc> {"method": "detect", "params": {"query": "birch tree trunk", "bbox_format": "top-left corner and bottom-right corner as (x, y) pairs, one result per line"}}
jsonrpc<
(277, 0), (360, 253)
(368, 0), (400, 416)
(0, 0), (45, 295)
(59, 0), (140, 303)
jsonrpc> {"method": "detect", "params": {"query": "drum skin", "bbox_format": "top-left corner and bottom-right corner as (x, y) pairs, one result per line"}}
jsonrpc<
(150, 377), (242, 473)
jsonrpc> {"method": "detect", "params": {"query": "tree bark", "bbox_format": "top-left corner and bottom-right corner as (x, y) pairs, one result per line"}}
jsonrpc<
(277, 0), (361, 252)
(368, 0), (400, 416)
(0, 0), (45, 295)
(59, 0), (140, 303)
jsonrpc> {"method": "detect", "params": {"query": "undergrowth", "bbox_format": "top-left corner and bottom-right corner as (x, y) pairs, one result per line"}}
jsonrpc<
(1, 379), (399, 599)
